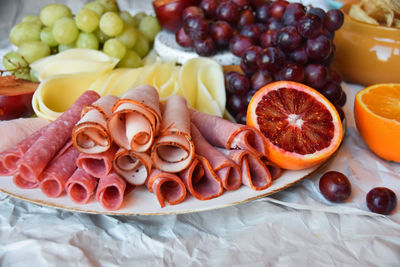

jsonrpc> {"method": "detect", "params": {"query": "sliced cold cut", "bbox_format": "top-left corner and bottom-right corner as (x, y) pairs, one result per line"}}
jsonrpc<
(151, 95), (194, 172)
(147, 168), (186, 208)
(96, 171), (127, 211)
(113, 147), (152, 186)
(65, 168), (98, 204)
(18, 90), (100, 182)
(76, 145), (118, 178)
(108, 85), (161, 152)
(72, 95), (118, 154)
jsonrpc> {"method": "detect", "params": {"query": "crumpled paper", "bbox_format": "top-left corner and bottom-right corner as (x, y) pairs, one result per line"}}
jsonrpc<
(1, 0), (400, 266)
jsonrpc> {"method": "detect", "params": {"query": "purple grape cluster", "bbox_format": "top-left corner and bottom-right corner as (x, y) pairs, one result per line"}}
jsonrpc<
(175, 0), (346, 124)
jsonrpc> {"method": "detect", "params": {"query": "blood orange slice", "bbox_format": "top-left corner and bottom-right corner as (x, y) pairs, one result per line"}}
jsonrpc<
(247, 81), (343, 170)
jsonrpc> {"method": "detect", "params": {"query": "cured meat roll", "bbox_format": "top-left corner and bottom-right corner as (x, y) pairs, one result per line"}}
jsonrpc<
(18, 90), (100, 182)
(179, 155), (223, 200)
(39, 145), (80, 197)
(112, 148), (152, 186)
(151, 95), (195, 173)
(218, 149), (272, 191)
(96, 171), (127, 211)
(191, 110), (267, 157)
(147, 168), (187, 208)
(65, 168), (98, 204)
(191, 124), (241, 191)
(13, 172), (39, 189)
(108, 85), (161, 152)
(261, 157), (283, 180)
(72, 95), (118, 154)
(76, 145), (118, 178)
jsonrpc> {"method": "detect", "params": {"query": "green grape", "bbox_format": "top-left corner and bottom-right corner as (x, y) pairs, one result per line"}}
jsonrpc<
(21, 15), (42, 25)
(40, 3), (72, 27)
(13, 68), (31, 80)
(76, 8), (99, 33)
(52, 17), (79, 45)
(30, 68), (39, 82)
(58, 42), (76, 52)
(40, 27), (59, 47)
(99, 12), (124, 37)
(76, 32), (99, 50)
(95, 28), (110, 43)
(97, 0), (119, 12)
(120, 11), (136, 28)
(2, 51), (28, 71)
(138, 16), (161, 42)
(118, 50), (142, 68)
(83, 1), (105, 16)
(103, 38), (126, 59)
(133, 12), (147, 28)
(9, 22), (41, 46)
(116, 24), (137, 49)
(132, 32), (149, 57)
(18, 41), (50, 64)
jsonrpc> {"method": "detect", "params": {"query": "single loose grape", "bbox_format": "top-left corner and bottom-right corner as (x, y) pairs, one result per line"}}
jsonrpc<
(138, 15), (161, 42)
(40, 27), (59, 47)
(83, 1), (105, 16)
(2, 51), (28, 71)
(116, 24), (138, 49)
(319, 171), (351, 203)
(118, 50), (143, 68)
(58, 42), (76, 52)
(18, 41), (50, 64)
(9, 22), (41, 46)
(21, 15), (42, 25)
(132, 32), (150, 57)
(52, 17), (79, 45)
(120, 11), (136, 28)
(103, 38), (126, 59)
(366, 187), (397, 215)
(76, 8), (99, 33)
(97, 0), (119, 12)
(40, 3), (72, 27)
(76, 32), (99, 50)
(99, 11), (124, 37)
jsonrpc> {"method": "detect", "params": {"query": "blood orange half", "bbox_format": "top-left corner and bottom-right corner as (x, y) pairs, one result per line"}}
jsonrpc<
(247, 81), (343, 170)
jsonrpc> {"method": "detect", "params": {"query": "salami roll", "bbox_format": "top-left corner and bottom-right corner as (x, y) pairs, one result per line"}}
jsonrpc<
(39, 145), (80, 197)
(151, 95), (195, 173)
(65, 168), (98, 204)
(108, 85), (161, 152)
(72, 95), (118, 154)
(191, 110), (267, 157)
(76, 145), (118, 178)
(112, 147), (152, 186)
(191, 124), (241, 191)
(179, 155), (223, 200)
(218, 149), (272, 191)
(147, 168), (187, 208)
(13, 172), (38, 189)
(96, 171), (127, 211)
(18, 90), (100, 182)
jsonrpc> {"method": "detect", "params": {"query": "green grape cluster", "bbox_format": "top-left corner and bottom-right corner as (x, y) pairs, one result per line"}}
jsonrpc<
(2, 0), (162, 80)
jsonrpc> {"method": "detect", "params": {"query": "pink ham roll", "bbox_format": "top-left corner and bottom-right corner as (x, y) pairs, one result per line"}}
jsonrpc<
(191, 110), (268, 157)
(76, 145), (118, 178)
(147, 169), (187, 208)
(108, 85), (161, 152)
(113, 147), (152, 186)
(191, 123), (241, 191)
(260, 157), (283, 180)
(13, 172), (38, 189)
(96, 171), (127, 211)
(72, 95), (118, 154)
(151, 95), (195, 173)
(65, 168), (98, 204)
(219, 149), (272, 191)
(18, 90), (100, 182)
(179, 155), (223, 200)
(39, 145), (80, 197)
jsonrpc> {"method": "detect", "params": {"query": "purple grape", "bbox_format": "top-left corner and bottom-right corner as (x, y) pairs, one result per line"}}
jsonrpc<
(306, 35), (332, 62)
(260, 30), (277, 48)
(304, 63), (328, 89)
(232, 0), (250, 10)
(307, 7), (326, 22)
(276, 26), (303, 52)
(228, 72), (250, 95)
(200, 0), (219, 19)
(268, 18), (284, 31)
(210, 21), (234, 47)
(322, 50), (335, 66)
(329, 69), (342, 85)
(183, 16), (209, 41)
(337, 92), (347, 107)
(258, 47), (285, 72)
(288, 45), (308, 66)
(256, 4), (269, 23)
(246, 89), (258, 105)
(277, 63), (304, 83)
(251, 70), (274, 91)
(250, 0), (268, 9)
(182, 6), (205, 21)
(319, 82), (342, 104)
(224, 71), (237, 89)
(320, 27), (334, 40)
(175, 27), (193, 48)
(240, 24), (261, 44)
(282, 3), (305, 26)
(319, 171), (351, 203)
(230, 35), (254, 57)
(366, 187), (397, 215)
(334, 105), (345, 121)
(268, 0), (289, 19)
(194, 37), (216, 56)
(227, 94), (246, 115)
(237, 9), (256, 28)
(297, 13), (323, 38)
(324, 9), (344, 32)
(255, 22), (268, 32)
(241, 45), (262, 75)
(235, 110), (247, 124)
(217, 1), (240, 25)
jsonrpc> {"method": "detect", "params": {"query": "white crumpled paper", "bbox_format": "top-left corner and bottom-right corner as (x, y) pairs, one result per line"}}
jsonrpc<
(0, 0), (399, 266)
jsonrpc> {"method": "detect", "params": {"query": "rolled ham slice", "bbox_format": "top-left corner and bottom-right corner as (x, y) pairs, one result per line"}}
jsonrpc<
(261, 157), (283, 180)
(151, 95), (195, 173)
(18, 90), (100, 182)
(218, 149), (272, 191)
(96, 171), (127, 211)
(108, 85), (161, 152)
(65, 168), (98, 204)
(191, 110), (267, 157)
(179, 155), (223, 200)
(72, 95), (118, 154)
(76, 145), (118, 178)
(147, 168), (187, 208)
(191, 123), (241, 191)
(39, 145), (80, 197)
(112, 147), (152, 186)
